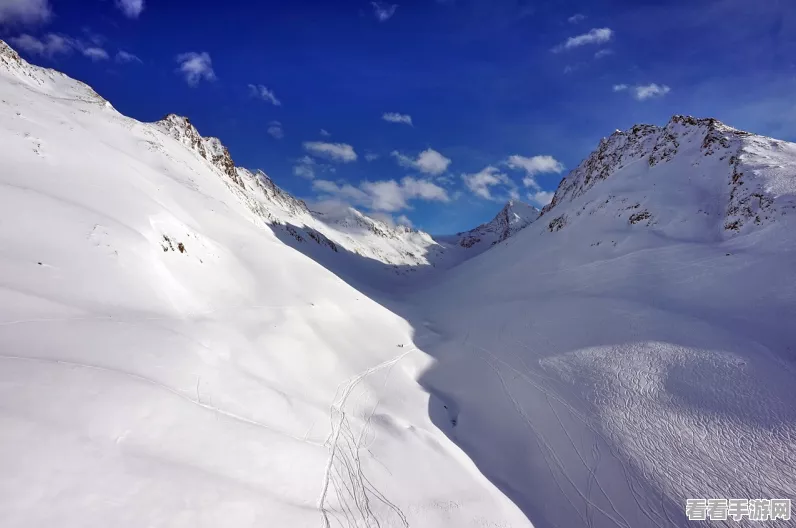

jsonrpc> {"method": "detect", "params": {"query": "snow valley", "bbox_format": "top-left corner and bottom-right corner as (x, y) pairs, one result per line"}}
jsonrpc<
(1, 38), (795, 528)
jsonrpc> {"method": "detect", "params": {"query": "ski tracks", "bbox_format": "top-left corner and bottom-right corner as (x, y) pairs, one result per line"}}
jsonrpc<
(318, 348), (414, 528)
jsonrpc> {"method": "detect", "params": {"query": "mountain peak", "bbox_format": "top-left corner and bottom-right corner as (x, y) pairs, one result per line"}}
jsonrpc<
(450, 200), (540, 249)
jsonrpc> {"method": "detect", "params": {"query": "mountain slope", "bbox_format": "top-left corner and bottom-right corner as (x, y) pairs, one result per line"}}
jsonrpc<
(410, 117), (796, 527)
(0, 40), (530, 528)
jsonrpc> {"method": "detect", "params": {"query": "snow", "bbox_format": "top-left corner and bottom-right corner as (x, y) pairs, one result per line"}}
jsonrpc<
(0, 42), (528, 528)
(3, 38), (796, 528)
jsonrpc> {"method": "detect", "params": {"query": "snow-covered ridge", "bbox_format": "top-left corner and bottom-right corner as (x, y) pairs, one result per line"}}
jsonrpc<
(441, 200), (540, 250)
(540, 114), (796, 239)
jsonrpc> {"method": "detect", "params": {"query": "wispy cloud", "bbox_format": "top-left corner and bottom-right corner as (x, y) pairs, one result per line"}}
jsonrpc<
(320, 129), (331, 137)
(0, 0), (51, 26)
(176, 52), (215, 85)
(594, 48), (613, 59)
(391, 148), (451, 175)
(115, 0), (144, 19)
(248, 84), (281, 106)
(634, 83), (671, 100)
(382, 112), (413, 126)
(10, 33), (71, 55)
(313, 176), (448, 212)
(82, 47), (108, 61)
(365, 152), (379, 162)
(506, 155), (565, 189)
(553, 28), (613, 52)
(115, 50), (141, 63)
(613, 83), (672, 100)
(303, 141), (358, 163)
(568, 13), (585, 24)
(462, 166), (516, 201)
(293, 156), (316, 179)
(267, 121), (284, 139)
(371, 1), (397, 22)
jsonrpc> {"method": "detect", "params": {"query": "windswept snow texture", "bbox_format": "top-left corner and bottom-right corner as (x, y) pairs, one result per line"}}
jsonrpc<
(0, 41), (529, 528)
(3, 37), (796, 528)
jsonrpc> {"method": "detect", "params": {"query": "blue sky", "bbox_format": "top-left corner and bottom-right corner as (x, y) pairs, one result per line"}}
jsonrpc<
(1, 0), (795, 233)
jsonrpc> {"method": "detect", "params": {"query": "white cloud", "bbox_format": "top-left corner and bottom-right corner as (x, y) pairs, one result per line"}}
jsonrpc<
(462, 166), (515, 201)
(303, 141), (358, 163)
(293, 156), (316, 179)
(10, 33), (74, 55)
(382, 112), (413, 126)
(0, 0), (51, 26)
(371, 1), (397, 22)
(115, 0), (144, 18)
(634, 83), (671, 100)
(391, 148), (451, 176)
(365, 152), (379, 162)
(320, 129), (331, 137)
(594, 48), (613, 59)
(115, 50), (141, 63)
(267, 121), (284, 139)
(528, 191), (554, 207)
(176, 52), (215, 85)
(395, 214), (413, 228)
(313, 176), (448, 212)
(553, 28), (613, 52)
(82, 47), (108, 61)
(248, 84), (281, 106)
(568, 13), (585, 24)
(613, 83), (672, 100)
(506, 154), (565, 189)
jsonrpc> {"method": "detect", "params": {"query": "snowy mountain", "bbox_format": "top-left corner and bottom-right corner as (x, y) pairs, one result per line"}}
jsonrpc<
(3, 36), (796, 528)
(411, 116), (796, 527)
(440, 200), (540, 250)
(0, 40), (531, 528)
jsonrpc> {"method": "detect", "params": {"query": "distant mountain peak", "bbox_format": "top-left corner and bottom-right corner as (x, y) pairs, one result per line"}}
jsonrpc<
(449, 200), (540, 249)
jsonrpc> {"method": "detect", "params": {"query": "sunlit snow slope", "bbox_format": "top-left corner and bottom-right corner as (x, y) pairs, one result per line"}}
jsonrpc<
(410, 116), (796, 527)
(0, 40), (530, 528)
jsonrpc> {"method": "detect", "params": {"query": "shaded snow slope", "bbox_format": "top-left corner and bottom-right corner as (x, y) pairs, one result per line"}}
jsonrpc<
(0, 41), (530, 528)
(409, 117), (796, 527)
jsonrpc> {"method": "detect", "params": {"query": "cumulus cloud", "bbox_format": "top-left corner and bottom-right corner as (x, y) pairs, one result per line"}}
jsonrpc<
(82, 47), (108, 61)
(553, 28), (613, 52)
(313, 176), (448, 212)
(568, 13), (585, 24)
(248, 84), (281, 106)
(462, 166), (516, 201)
(613, 84), (629, 92)
(267, 121), (284, 139)
(0, 0), (51, 26)
(115, 50), (141, 63)
(303, 141), (358, 163)
(176, 52), (215, 85)
(382, 112), (413, 126)
(506, 154), (565, 189)
(371, 1), (397, 22)
(10, 33), (73, 55)
(391, 148), (451, 176)
(633, 83), (671, 100)
(115, 0), (144, 18)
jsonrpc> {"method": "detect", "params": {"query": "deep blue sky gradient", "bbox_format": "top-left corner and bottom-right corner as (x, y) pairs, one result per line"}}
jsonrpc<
(3, 0), (795, 232)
